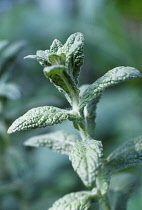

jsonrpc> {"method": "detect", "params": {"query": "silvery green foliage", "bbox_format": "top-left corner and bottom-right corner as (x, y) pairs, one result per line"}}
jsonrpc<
(8, 106), (76, 134)
(48, 191), (92, 210)
(8, 33), (142, 210)
(24, 130), (80, 155)
(69, 140), (103, 187)
(79, 66), (142, 110)
(104, 136), (142, 177)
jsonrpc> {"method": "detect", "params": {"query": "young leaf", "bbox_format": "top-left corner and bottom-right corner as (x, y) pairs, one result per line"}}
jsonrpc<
(24, 130), (80, 155)
(49, 39), (63, 53)
(69, 140), (103, 187)
(57, 32), (84, 84)
(48, 191), (92, 210)
(7, 106), (73, 134)
(104, 136), (142, 176)
(79, 66), (142, 110)
(44, 65), (79, 105)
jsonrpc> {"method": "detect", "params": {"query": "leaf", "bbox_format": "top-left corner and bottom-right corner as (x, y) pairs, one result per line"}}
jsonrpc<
(69, 140), (103, 187)
(0, 83), (21, 100)
(48, 191), (92, 210)
(79, 66), (142, 110)
(104, 136), (142, 176)
(24, 130), (80, 155)
(49, 39), (63, 53)
(7, 106), (73, 134)
(44, 65), (79, 105)
(57, 32), (84, 84)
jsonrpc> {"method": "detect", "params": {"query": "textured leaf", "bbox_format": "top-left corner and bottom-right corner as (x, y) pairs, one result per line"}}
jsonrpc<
(57, 32), (84, 84)
(69, 140), (103, 187)
(48, 191), (92, 210)
(44, 65), (79, 105)
(0, 83), (21, 100)
(49, 39), (63, 53)
(24, 130), (80, 155)
(79, 66), (142, 110)
(104, 136), (142, 176)
(7, 106), (73, 134)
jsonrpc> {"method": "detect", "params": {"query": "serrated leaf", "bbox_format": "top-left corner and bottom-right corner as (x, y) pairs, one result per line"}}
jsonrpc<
(0, 83), (21, 100)
(48, 191), (92, 210)
(49, 39), (63, 53)
(24, 130), (80, 155)
(69, 140), (103, 187)
(104, 136), (142, 176)
(79, 66), (142, 110)
(57, 32), (84, 84)
(7, 106), (73, 134)
(44, 65), (79, 105)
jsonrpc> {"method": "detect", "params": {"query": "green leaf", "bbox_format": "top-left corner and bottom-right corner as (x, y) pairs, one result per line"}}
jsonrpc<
(104, 136), (142, 176)
(49, 39), (63, 53)
(0, 83), (21, 100)
(24, 130), (80, 155)
(48, 191), (92, 210)
(79, 66), (142, 110)
(57, 32), (84, 84)
(44, 65), (79, 105)
(69, 140), (103, 187)
(7, 106), (73, 134)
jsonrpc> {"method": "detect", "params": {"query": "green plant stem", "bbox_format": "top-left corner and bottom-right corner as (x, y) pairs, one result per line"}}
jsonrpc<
(101, 196), (111, 210)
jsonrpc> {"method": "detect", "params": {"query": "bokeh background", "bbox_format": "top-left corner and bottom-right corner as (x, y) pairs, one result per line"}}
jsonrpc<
(0, 0), (142, 209)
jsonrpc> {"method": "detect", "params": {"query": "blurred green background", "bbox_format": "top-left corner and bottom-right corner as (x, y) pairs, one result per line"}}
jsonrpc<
(0, 0), (142, 209)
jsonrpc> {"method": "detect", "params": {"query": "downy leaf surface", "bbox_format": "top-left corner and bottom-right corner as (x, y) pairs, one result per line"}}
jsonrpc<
(57, 32), (84, 84)
(48, 191), (92, 210)
(79, 66), (142, 110)
(104, 136), (142, 176)
(24, 130), (80, 155)
(8, 106), (74, 134)
(69, 140), (103, 187)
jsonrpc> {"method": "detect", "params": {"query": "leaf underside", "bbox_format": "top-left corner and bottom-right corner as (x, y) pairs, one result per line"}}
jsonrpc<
(104, 136), (142, 176)
(24, 130), (80, 155)
(7, 106), (71, 134)
(48, 191), (92, 210)
(44, 65), (78, 105)
(69, 140), (103, 187)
